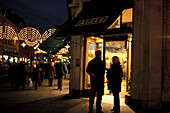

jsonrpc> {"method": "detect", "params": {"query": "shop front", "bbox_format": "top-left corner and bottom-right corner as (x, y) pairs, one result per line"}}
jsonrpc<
(54, 0), (133, 97)
(82, 33), (132, 98)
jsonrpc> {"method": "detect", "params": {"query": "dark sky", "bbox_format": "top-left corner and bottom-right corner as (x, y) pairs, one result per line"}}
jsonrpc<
(0, 0), (68, 34)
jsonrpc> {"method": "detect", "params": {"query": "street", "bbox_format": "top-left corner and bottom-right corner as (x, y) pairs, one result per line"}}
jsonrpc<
(0, 79), (168, 113)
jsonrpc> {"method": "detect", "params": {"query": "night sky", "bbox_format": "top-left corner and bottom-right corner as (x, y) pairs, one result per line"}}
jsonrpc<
(0, 0), (68, 34)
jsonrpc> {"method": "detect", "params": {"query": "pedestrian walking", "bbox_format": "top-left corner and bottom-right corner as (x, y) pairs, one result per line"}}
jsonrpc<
(39, 61), (45, 84)
(8, 59), (17, 88)
(86, 50), (105, 113)
(48, 62), (55, 86)
(107, 56), (123, 113)
(32, 63), (41, 90)
(18, 61), (27, 90)
(55, 58), (67, 90)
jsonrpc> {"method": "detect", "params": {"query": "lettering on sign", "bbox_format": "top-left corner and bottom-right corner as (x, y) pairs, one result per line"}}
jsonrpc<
(75, 16), (109, 27)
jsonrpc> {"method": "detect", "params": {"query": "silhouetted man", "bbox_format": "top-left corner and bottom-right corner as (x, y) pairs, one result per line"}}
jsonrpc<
(55, 58), (67, 90)
(86, 50), (105, 113)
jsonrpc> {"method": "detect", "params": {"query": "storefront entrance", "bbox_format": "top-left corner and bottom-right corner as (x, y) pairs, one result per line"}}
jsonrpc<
(84, 35), (132, 98)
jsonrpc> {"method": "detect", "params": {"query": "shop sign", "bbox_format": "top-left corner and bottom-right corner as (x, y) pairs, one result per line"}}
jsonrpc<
(75, 16), (108, 27)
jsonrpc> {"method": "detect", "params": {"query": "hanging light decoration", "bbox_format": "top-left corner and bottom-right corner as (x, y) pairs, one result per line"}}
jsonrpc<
(65, 44), (70, 49)
(21, 42), (26, 48)
(41, 28), (56, 41)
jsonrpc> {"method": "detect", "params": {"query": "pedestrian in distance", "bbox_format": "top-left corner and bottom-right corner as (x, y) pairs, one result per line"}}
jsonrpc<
(8, 59), (16, 88)
(55, 58), (67, 90)
(18, 61), (27, 90)
(32, 63), (41, 90)
(39, 61), (45, 84)
(86, 50), (105, 113)
(107, 56), (123, 113)
(48, 62), (56, 86)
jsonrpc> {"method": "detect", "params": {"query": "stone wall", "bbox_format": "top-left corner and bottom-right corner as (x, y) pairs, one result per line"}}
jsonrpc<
(162, 0), (170, 101)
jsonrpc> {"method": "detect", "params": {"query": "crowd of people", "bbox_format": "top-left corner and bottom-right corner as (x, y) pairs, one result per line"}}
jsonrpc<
(8, 59), (68, 91)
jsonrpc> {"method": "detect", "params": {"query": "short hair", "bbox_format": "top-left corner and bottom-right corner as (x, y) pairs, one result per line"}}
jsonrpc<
(95, 50), (101, 57)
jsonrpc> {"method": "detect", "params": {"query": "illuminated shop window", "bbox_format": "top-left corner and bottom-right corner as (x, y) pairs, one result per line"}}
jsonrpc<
(122, 8), (133, 24)
(85, 37), (103, 89)
(108, 8), (133, 29)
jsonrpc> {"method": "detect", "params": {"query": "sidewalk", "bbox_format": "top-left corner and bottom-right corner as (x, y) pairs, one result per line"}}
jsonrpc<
(0, 79), (166, 113)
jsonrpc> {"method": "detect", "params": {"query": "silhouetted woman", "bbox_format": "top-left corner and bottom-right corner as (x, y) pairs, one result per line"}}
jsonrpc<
(107, 56), (123, 113)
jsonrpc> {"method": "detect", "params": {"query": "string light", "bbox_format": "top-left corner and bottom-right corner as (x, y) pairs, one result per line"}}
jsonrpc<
(0, 26), (3, 39)
(41, 28), (56, 41)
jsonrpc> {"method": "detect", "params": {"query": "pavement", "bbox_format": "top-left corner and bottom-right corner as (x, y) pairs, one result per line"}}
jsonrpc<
(0, 79), (169, 113)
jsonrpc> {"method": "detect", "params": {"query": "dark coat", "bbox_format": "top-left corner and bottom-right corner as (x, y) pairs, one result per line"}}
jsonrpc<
(48, 65), (55, 79)
(18, 63), (27, 84)
(55, 62), (67, 78)
(32, 65), (41, 82)
(107, 62), (123, 92)
(86, 57), (105, 95)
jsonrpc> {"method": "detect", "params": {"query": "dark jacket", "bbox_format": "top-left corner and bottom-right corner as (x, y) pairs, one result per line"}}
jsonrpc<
(49, 65), (55, 79)
(18, 63), (27, 84)
(55, 62), (67, 77)
(86, 57), (105, 95)
(32, 65), (41, 81)
(107, 62), (123, 92)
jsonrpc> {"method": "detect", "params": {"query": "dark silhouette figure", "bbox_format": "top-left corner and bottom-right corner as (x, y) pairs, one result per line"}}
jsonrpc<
(86, 50), (105, 113)
(18, 61), (27, 90)
(39, 61), (45, 84)
(32, 64), (41, 90)
(55, 59), (67, 90)
(48, 62), (55, 86)
(8, 60), (18, 88)
(107, 56), (123, 113)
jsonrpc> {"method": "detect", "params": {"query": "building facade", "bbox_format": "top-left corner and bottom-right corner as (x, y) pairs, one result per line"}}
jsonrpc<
(65, 0), (170, 110)
(0, 4), (32, 63)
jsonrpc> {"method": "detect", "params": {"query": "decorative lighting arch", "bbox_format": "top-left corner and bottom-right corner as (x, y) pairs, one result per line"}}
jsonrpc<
(4, 26), (18, 40)
(18, 27), (41, 47)
(41, 28), (56, 41)
(0, 26), (3, 39)
(18, 27), (41, 41)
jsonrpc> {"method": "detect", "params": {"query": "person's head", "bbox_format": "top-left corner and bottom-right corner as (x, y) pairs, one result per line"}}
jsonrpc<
(112, 56), (119, 64)
(95, 50), (102, 58)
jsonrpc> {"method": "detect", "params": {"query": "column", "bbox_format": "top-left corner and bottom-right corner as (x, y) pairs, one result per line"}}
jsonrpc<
(132, 0), (163, 110)
(69, 36), (84, 97)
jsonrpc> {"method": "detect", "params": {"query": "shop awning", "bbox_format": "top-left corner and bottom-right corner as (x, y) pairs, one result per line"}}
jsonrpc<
(38, 29), (70, 54)
(54, 0), (133, 37)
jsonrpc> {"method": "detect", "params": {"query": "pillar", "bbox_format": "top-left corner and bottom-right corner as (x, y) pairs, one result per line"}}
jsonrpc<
(69, 36), (84, 97)
(132, 0), (163, 110)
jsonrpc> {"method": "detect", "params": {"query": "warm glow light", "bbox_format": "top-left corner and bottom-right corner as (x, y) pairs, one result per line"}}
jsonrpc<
(34, 46), (37, 49)
(65, 44), (70, 49)
(91, 36), (95, 39)
(14, 37), (18, 40)
(21, 42), (26, 48)
(25, 40), (38, 46)
(0, 26), (3, 39)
